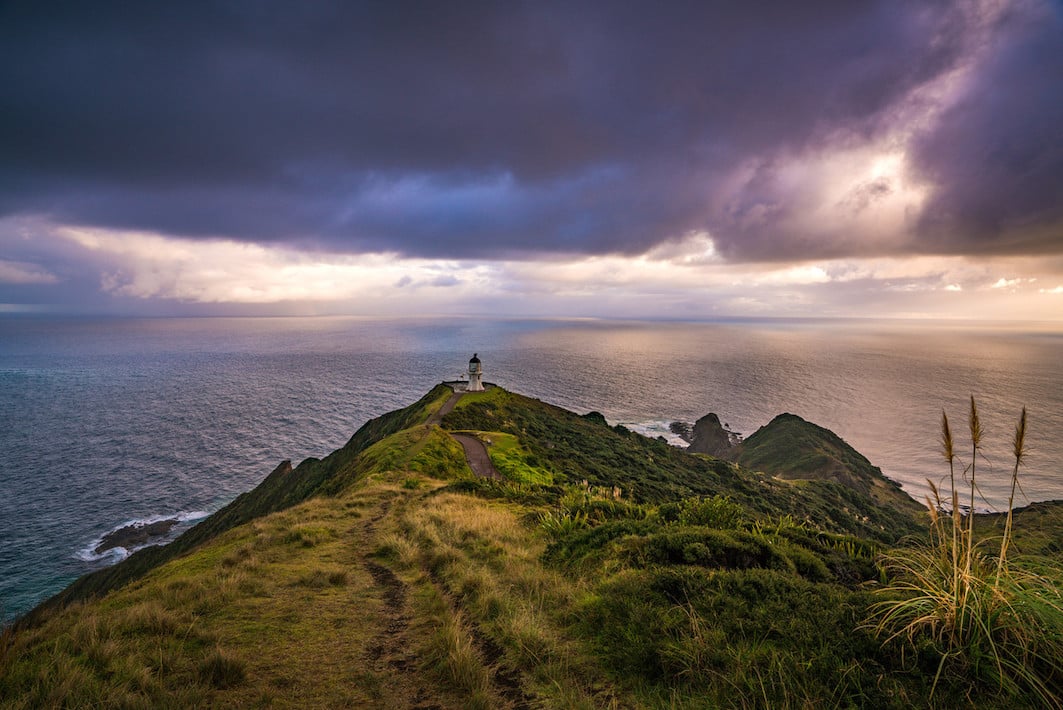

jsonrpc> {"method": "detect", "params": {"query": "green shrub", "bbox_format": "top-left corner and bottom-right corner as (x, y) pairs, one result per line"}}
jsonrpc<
(543, 519), (657, 567)
(777, 542), (830, 582)
(562, 495), (650, 525)
(619, 528), (793, 573)
(577, 566), (898, 705)
(538, 509), (589, 538)
(677, 495), (745, 529)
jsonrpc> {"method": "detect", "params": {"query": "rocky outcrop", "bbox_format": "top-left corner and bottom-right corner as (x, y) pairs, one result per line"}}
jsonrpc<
(95, 519), (178, 554)
(688, 413), (737, 457)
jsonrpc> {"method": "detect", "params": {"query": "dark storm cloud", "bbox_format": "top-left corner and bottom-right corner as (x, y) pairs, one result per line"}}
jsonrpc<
(0, 0), (1059, 260)
(912, 0), (1063, 255)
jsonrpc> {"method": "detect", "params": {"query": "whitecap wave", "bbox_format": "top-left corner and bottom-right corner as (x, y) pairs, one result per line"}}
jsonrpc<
(75, 545), (130, 563)
(621, 420), (687, 446)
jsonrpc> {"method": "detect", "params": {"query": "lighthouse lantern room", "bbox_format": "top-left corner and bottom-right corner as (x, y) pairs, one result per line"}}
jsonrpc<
(467, 354), (484, 392)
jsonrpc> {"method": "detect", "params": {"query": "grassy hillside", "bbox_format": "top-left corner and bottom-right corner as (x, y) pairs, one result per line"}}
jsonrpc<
(21, 385), (455, 625)
(736, 413), (925, 515)
(442, 388), (923, 542)
(3, 386), (1060, 708)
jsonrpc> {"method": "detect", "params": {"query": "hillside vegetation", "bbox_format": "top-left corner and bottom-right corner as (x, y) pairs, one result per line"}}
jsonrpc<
(735, 413), (925, 514)
(2, 386), (1061, 708)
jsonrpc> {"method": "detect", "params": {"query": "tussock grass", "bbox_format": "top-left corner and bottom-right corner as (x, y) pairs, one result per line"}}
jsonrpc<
(869, 399), (1063, 705)
(282, 523), (336, 547)
(198, 645), (247, 689)
(294, 568), (349, 588)
(374, 531), (420, 568)
(419, 587), (495, 708)
(115, 600), (185, 636)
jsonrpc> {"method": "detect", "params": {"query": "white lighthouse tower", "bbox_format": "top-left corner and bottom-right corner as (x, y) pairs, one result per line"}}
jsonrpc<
(467, 353), (484, 392)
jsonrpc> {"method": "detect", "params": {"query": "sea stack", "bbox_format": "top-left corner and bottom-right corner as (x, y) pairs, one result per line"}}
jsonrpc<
(467, 353), (484, 391)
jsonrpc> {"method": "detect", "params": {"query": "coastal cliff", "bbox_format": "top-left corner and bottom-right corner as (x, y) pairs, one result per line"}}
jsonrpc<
(3, 386), (1060, 708)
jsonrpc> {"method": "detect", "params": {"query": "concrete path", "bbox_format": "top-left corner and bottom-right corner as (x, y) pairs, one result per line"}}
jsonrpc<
(426, 388), (502, 480)
(426, 390), (463, 427)
(451, 434), (502, 480)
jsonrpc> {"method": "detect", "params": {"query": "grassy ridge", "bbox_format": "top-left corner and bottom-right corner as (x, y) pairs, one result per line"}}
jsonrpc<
(3, 385), (1060, 707)
(737, 413), (924, 514)
(21, 385), (455, 626)
(442, 388), (923, 542)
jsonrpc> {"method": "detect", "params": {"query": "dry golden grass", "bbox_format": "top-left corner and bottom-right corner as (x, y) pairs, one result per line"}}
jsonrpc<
(397, 489), (608, 707)
(1, 473), (453, 707)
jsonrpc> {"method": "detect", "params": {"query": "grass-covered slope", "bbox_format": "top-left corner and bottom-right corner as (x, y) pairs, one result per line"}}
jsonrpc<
(0, 424), (479, 708)
(443, 388), (923, 541)
(23, 384), (456, 624)
(4, 386), (1059, 708)
(737, 412), (925, 515)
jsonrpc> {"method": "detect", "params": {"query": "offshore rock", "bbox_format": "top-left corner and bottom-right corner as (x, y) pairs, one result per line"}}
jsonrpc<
(687, 413), (736, 457)
(95, 519), (178, 554)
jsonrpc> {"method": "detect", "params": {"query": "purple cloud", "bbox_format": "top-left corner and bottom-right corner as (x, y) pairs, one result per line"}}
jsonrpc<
(0, 0), (1058, 263)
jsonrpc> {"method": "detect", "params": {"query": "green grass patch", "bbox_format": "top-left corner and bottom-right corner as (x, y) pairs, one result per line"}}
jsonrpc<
(478, 432), (554, 485)
(407, 428), (468, 480)
(283, 524), (336, 547)
(451, 386), (508, 410)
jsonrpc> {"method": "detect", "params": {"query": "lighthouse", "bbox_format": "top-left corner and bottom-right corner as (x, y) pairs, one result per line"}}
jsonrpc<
(467, 353), (484, 392)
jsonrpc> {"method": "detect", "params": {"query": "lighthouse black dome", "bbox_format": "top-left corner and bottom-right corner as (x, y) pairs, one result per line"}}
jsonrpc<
(470, 354), (480, 363)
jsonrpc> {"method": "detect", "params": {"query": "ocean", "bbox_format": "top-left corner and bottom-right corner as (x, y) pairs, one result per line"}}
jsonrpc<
(2, 316), (1062, 623)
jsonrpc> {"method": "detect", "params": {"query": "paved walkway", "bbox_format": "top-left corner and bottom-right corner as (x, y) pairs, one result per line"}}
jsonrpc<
(426, 390), (463, 427)
(425, 388), (502, 480)
(451, 434), (503, 480)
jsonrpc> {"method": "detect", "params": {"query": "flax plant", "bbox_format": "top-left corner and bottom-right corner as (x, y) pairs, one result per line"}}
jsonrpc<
(868, 399), (1063, 706)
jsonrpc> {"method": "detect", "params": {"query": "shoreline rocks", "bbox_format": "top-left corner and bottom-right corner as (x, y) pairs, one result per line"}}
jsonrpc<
(94, 518), (179, 554)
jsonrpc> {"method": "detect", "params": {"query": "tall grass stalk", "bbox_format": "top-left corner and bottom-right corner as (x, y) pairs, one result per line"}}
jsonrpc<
(941, 412), (960, 621)
(997, 406), (1026, 576)
(869, 399), (1063, 706)
(964, 396), (983, 598)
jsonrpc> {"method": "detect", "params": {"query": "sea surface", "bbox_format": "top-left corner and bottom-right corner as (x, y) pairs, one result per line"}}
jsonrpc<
(2, 316), (1062, 622)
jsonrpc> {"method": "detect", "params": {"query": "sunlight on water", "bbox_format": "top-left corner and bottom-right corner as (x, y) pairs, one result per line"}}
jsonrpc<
(2, 316), (1061, 621)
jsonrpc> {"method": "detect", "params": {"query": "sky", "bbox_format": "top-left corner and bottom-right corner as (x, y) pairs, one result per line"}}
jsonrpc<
(2, 0), (1062, 320)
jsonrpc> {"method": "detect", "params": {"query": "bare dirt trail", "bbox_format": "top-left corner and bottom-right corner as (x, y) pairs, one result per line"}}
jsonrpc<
(424, 389), (504, 481)
(359, 497), (445, 709)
